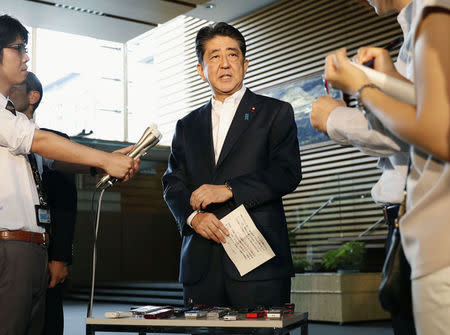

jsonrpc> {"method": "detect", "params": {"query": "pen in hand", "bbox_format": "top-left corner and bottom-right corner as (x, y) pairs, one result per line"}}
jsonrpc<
(323, 74), (331, 96)
(362, 36), (404, 68)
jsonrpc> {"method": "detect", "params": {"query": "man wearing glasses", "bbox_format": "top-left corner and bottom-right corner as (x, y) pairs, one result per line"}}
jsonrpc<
(0, 15), (139, 334)
(9, 71), (78, 335)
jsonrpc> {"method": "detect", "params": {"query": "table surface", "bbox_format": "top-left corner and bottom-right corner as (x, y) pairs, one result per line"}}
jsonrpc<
(86, 312), (308, 329)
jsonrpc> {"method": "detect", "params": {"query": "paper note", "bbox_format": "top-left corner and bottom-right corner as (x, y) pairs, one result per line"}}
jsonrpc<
(220, 205), (275, 276)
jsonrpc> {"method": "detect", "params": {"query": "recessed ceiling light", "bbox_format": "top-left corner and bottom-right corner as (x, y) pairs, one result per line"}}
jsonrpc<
(205, 3), (216, 9)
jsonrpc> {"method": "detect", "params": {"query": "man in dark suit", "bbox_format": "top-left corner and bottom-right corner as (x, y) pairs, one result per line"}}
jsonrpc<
(41, 129), (77, 335)
(10, 72), (77, 335)
(162, 22), (302, 308)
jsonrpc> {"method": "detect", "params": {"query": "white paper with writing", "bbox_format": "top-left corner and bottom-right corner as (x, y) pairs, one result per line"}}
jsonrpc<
(220, 205), (275, 276)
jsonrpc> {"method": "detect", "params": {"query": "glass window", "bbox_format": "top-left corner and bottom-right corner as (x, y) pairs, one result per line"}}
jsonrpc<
(34, 28), (124, 141)
(126, 30), (161, 143)
(127, 16), (188, 146)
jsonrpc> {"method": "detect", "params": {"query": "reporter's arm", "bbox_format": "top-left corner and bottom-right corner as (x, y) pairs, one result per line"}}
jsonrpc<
(311, 96), (405, 156)
(326, 106), (405, 156)
(360, 9), (449, 161)
(31, 130), (137, 178)
(326, 10), (450, 162)
(52, 145), (138, 176)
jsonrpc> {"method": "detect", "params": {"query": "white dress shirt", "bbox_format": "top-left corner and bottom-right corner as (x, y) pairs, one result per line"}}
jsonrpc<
(326, 2), (414, 205)
(0, 93), (46, 233)
(211, 85), (247, 164)
(187, 85), (247, 225)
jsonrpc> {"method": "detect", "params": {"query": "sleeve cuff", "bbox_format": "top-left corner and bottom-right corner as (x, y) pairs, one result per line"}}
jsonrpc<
(186, 210), (200, 228)
(326, 107), (353, 144)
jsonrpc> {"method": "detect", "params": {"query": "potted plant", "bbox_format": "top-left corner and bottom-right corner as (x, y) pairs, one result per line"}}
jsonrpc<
(292, 257), (311, 273)
(290, 241), (389, 322)
(321, 241), (366, 273)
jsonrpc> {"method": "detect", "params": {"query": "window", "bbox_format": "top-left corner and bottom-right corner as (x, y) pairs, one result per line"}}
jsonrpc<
(126, 30), (161, 143)
(127, 16), (187, 145)
(34, 29), (124, 141)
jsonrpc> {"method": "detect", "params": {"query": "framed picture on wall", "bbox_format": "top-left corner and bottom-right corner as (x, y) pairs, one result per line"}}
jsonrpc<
(258, 74), (342, 147)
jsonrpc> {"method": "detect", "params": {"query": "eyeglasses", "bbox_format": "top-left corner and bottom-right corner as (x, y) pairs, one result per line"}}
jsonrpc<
(4, 43), (28, 55)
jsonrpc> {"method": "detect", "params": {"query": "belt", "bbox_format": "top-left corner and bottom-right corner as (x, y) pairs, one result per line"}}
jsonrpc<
(0, 230), (49, 245)
(383, 204), (400, 225)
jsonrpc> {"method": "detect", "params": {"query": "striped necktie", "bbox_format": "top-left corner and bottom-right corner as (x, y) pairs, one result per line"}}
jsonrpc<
(6, 100), (16, 116)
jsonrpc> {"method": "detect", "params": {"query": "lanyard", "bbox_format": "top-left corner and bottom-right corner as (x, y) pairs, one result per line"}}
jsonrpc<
(27, 153), (49, 207)
(5, 100), (48, 206)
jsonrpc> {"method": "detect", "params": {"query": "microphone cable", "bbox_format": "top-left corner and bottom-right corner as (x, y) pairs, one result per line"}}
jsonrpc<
(86, 124), (162, 317)
(87, 186), (106, 318)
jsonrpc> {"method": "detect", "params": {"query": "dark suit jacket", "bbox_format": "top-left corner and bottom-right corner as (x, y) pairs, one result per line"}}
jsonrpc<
(162, 88), (302, 285)
(41, 129), (78, 265)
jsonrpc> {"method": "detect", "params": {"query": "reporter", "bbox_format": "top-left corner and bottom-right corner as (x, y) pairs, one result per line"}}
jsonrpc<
(0, 14), (138, 335)
(325, 2), (450, 334)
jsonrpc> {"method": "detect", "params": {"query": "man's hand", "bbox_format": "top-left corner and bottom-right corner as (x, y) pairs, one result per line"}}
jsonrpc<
(102, 145), (140, 182)
(190, 184), (233, 211)
(311, 96), (346, 134)
(191, 212), (229, 243)
(48, 260), (68, 288)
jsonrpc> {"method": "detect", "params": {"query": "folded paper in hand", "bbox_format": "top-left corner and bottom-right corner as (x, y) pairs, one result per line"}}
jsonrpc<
(220, 205), (275, 276)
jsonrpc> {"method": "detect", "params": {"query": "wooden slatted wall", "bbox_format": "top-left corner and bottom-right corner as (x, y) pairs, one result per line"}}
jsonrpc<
(285, 141), (384, 261)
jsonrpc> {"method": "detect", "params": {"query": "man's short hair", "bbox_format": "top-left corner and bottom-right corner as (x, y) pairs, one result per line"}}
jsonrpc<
(195, 22), (246, 64)
(24, 72), (43, 110)
(0, 15), (28, 63)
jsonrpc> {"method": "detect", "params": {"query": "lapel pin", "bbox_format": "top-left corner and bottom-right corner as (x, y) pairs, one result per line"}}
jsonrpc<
(244, 113), (249, 120)
(250, 106), (256, 112)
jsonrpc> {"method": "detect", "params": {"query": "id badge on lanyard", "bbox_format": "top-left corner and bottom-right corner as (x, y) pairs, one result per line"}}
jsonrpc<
(35, 205), (51, 229)
(28, 153), (51, 230)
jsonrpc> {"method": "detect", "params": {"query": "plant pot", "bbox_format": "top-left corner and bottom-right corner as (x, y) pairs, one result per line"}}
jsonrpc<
(291, 272), (389, 323)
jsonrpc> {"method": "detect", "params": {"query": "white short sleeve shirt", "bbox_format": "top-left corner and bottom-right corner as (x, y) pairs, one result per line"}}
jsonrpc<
(0, 93), (45, 233)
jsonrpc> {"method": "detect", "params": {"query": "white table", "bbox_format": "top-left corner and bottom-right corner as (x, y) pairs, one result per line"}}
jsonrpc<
(86, 312), (308, 334)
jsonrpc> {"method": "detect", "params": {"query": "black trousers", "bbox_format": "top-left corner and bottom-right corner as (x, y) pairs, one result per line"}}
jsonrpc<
(183, 243), (291, 309)
(384, 205), (416, 335)
(43, 282), (65, 335)
(0, 241), (48, 335)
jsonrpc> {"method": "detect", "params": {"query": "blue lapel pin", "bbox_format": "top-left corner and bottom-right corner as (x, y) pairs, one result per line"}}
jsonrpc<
(244, 113), (249, 120)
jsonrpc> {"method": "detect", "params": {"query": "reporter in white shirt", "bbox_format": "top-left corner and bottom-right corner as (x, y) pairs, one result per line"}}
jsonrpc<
(310, 2), (416, 334)
(0, 14), (138, 334)
(322, 1), (450, 334)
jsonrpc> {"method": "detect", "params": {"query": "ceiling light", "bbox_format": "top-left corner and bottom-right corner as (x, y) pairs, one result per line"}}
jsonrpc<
(54, 2), (104, 16)
(205, 3), (216, 9)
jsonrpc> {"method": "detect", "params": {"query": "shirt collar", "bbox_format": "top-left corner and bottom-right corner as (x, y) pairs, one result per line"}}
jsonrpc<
(0, 92), (9, 111)
(211, 85), (247, 110)
(397, 1), (413, 35)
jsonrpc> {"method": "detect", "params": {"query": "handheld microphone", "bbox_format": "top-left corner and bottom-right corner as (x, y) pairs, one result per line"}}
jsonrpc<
(96, 125), (162, 190)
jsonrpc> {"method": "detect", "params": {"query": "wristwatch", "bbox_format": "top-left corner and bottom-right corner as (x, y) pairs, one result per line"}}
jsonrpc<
(355, 83), (379, 110)
(224, 181), (232, 192)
